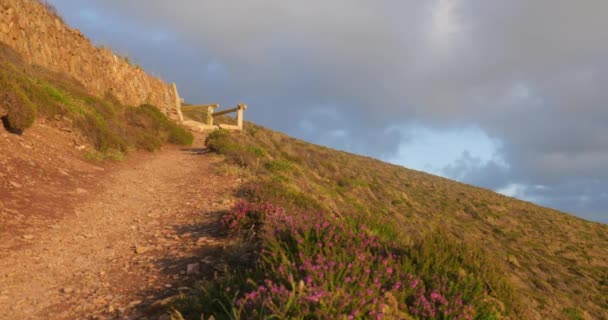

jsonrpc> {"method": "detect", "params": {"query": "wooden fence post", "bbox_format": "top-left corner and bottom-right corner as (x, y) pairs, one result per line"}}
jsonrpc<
(207, 104), (219, 125)
(171, 83), (184, 123)
(237, 103), (248, 130)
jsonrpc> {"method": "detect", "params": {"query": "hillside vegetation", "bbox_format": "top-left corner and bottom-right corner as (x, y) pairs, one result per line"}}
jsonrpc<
(0, 43), (192, 159)
(174, 120), (607, 319)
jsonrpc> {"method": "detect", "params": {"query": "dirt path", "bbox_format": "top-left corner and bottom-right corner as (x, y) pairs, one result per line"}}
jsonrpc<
(0, 134), (239, 319)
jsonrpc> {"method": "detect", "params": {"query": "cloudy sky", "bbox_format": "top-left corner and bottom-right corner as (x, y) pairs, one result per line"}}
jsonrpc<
(48, 0), (608, 223)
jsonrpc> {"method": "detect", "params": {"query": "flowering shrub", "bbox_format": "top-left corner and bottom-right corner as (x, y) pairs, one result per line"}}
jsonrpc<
(221, 200), (275, 239)
(216, 200), (485, 319)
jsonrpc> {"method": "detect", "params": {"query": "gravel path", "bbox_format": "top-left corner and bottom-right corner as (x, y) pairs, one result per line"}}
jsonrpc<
(0, 133), (238, 319)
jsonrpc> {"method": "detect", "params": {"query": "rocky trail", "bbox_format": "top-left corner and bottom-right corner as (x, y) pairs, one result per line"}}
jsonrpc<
(0, 125), (239, 319)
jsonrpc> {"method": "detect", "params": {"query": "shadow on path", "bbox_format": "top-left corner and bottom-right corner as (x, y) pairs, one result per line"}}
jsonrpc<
(180, 148), (210, 156)
(132, 209), (244, 319)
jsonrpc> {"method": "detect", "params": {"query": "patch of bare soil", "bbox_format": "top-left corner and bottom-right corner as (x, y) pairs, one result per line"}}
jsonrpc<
(0, 123), (239, 319)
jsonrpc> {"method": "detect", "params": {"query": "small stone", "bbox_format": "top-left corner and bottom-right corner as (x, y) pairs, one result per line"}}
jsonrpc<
(196, 237), (210, 245)
(135, 246), (147, 254)
(61, 287), (73, 294)
(76, 188), (88, 194)
(186, 262), (200, 275)
(200, 256), (214, 265)
(22, 235), (34, 240)
(9, 181), (22, 188)
(92, 297), (106, 306)
(128, 300), (142, 307)
(507, 254), (521, 267)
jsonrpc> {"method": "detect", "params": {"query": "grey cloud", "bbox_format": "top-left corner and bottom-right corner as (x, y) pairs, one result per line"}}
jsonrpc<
(441, 151), (510, 191)
(515, 181), (608, 223)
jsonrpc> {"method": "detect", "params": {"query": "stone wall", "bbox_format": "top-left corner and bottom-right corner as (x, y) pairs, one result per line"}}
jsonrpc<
(0, 0), (182, 120)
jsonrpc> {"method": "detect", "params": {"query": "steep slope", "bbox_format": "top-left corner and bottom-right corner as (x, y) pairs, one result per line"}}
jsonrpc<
(180, 122), (607, 320)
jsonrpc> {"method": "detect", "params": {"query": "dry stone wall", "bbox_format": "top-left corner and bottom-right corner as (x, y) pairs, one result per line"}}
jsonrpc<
(0, 0), (181, 120)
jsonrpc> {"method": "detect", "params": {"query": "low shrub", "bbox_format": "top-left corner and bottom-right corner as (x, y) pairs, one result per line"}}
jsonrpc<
(207, 130), (263, 168)
(168, 122), (194, 145)
(1, 82), (37, 134)
(125, 104), (193, 150)
(240, 181), (323, 212)
(133, 132), (162, 152)
(76, 112), (127, 153)
(175, 200), (517, 319)
(206, 129), (239, 154)
(264, 160), (294, 173)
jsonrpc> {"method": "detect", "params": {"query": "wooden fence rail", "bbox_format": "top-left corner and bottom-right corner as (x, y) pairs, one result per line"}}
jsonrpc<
(182, 102), (248, 131)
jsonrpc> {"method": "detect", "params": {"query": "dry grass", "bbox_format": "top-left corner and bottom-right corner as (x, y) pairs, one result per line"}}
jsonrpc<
(200, 123), (608, 319)
(35, 0), (62, 21)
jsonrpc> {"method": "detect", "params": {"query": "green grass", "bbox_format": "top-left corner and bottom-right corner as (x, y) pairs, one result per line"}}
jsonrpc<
(562, 307), (584, 320)
(84, 148), (125, 162)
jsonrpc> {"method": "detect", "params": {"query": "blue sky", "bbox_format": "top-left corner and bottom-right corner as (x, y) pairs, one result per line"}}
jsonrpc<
(49, 0), (608, 223)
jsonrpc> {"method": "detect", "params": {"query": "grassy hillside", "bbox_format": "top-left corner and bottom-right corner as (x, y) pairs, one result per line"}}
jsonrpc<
(175, 121), (607, 319)
(0, 43), (192, 158)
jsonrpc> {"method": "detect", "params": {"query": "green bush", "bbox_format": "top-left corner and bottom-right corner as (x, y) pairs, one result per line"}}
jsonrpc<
(134, 132), (162, 152)
(44, 83), (69, 105)
(125, 104), (193, 150)
(1, 82), (36, 134)
(168, 123), (194, 145)
(206, 129), (233, 153)
(76, 112), (127, 152)
(264, 160), (294, 173)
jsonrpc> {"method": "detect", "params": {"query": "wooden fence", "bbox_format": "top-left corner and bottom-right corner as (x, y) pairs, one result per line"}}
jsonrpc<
(182, 103), (248, 131)
(171, 84), (248, 131)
